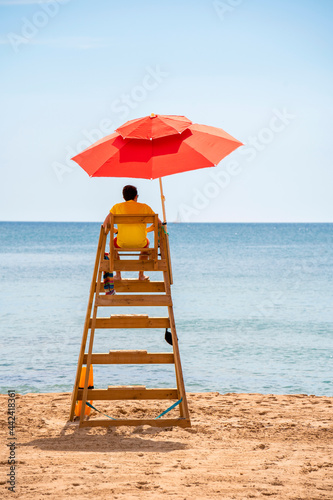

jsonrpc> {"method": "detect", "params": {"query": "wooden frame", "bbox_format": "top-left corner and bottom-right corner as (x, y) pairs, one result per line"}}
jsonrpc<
(69, 218), (190, 428)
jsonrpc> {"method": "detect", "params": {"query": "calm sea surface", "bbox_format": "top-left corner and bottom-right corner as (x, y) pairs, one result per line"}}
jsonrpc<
(0, 222), (332, 396)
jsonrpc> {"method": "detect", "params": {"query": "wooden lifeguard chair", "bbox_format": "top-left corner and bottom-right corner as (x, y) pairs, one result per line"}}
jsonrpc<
(69, 214), (191, 428)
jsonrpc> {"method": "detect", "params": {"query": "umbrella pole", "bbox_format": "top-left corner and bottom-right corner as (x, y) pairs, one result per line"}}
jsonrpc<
(159, 177), (167, 224)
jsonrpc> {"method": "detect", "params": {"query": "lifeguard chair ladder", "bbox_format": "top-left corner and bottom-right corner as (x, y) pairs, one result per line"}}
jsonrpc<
(69, 214), (191, 428)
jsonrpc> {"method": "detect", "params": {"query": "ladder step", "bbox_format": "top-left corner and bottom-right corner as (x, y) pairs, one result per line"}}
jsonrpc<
(90, 315), (170, 328)
(109, 349), (147, 354)
(100, 260), (167, 272)
(80, 418), (191, 428)
(107, 385), (146, 390)
(95, 295), (172, 307)
(98, 280), (166, 293)
(111, 313), (148, 318)
(83, 352), (174, 364)
(77, 388), (178, 400)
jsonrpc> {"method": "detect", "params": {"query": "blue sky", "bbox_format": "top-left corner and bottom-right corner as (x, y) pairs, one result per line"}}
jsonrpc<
(0, 0), (332, 222)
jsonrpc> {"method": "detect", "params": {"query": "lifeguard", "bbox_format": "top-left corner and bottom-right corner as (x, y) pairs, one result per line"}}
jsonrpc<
(103, 185), (159, 281)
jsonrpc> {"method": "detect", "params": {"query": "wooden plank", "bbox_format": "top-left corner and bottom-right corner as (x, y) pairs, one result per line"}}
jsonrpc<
(90, 316), (170, 329)
(77, 388), (178, 400)
(109, 350), (147, 354)
(97, 280), (166, 293)
(69, 226), (106, 421)
(111, 313), (148, 318)
(111, 215), (157, 224)
(80, 258), (105, 424)
(116, 280), (165, 292)
(79, 418), (191, 428)
(111, 314), (148, 318)
(159, 227), (173, 284)
(109, 218), (114, 273)
(160, 241), (190, 423)
(100, 260), (167, 272)
(95, 294), (172, 307)
(153, 214), (159, 270)
(115, 247), (154, 253)
(83, 352), (174, 364)
(165, 232), (173, 284)
(107, 385), (146, 390)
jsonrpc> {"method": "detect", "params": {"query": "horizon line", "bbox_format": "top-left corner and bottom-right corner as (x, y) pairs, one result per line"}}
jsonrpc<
(0, 220), (332, 224)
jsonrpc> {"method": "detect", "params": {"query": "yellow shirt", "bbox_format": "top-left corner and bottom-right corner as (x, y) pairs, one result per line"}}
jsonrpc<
(110, 200), (155, 248)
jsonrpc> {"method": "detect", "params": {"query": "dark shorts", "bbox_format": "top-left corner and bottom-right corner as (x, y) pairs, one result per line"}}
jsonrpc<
(113, 237), (149, 248)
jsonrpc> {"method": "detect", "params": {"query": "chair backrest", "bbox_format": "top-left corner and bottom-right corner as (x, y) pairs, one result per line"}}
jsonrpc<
(108, 213), (159, 266)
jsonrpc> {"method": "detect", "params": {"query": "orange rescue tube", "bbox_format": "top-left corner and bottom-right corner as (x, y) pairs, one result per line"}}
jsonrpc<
(75, 365), (94, 417)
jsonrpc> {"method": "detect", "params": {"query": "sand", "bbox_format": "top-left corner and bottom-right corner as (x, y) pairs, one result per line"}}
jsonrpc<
(1, 391), (333, 499)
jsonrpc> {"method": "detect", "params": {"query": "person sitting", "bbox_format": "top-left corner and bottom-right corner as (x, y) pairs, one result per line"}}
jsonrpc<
(103, 185), (159, 281)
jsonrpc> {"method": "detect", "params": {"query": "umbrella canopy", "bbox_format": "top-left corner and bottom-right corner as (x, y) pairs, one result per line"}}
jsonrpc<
(116, 113), (192, 140)
(72, 122), (243, 180)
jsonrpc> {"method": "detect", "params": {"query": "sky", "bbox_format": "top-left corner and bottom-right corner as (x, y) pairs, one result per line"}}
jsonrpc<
(0, 0), (332, 222)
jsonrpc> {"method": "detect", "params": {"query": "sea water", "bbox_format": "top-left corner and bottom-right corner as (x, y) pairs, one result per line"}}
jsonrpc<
(0, 222), (332, 396)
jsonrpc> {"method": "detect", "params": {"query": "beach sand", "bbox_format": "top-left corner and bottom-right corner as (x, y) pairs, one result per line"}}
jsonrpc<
(1, 392), (332, 499)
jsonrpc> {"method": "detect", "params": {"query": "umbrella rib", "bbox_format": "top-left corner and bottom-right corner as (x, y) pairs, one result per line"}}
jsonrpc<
(190, 125), (243, 145)
(149, 142), (215, 179)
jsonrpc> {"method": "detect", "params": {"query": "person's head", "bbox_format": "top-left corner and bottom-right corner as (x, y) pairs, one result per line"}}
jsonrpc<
(122, 185), (138, 201)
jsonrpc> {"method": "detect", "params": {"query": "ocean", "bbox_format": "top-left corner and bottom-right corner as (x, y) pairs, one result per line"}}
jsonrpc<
(0, 222), (332, 396)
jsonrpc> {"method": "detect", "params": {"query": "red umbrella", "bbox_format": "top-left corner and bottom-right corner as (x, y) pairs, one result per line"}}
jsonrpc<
(71, 114), (243, 221)
(116, 114), (192, 139)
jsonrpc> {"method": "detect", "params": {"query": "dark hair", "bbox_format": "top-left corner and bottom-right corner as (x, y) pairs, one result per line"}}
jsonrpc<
(122, 185), (138, 201)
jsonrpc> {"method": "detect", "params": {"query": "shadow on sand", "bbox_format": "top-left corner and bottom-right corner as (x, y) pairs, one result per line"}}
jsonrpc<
(20, 421), (188, 453)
